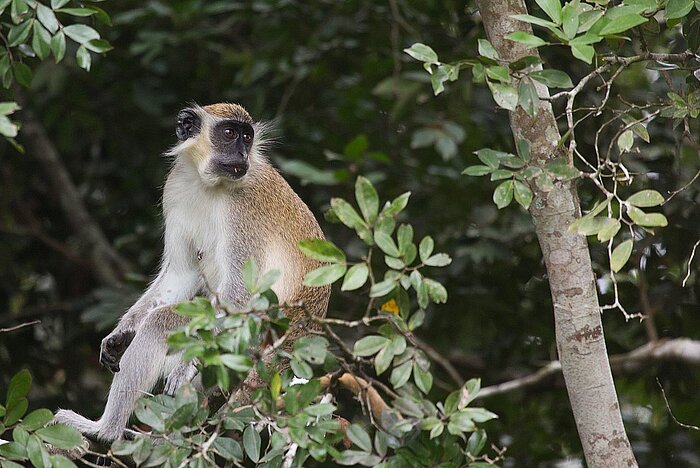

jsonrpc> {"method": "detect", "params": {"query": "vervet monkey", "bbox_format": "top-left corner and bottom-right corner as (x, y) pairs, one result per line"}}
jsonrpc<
(54, 103), (330, 442)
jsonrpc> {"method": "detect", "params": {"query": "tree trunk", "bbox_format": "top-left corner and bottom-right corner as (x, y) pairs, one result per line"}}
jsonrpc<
(475, 1), (638, 466)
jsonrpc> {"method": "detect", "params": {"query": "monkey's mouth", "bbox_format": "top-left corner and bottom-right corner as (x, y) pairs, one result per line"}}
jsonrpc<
(215, 161), (249, 180)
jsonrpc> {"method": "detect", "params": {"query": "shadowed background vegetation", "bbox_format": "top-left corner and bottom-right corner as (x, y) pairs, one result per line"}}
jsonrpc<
(1, 1), (699, 465)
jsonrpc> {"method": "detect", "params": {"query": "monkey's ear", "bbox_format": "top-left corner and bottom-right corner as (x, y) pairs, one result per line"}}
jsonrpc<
(176, 109), (201, 141)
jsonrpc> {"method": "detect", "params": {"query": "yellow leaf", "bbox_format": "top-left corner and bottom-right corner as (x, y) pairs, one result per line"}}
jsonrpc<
(381, 299), (399, 315)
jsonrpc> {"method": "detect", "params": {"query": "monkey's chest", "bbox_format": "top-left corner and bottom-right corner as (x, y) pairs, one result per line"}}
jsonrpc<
(166, 201), (234, 290)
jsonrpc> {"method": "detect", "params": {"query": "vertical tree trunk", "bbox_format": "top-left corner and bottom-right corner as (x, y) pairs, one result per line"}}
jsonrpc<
(474, 1), (637, 466)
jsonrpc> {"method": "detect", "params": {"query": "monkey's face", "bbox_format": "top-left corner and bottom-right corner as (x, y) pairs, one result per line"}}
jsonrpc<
(174, 105), (255, 185)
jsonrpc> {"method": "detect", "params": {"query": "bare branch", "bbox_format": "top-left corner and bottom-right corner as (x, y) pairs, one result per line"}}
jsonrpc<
(477, 339), (700, 399)
(0, 319), (41, 333)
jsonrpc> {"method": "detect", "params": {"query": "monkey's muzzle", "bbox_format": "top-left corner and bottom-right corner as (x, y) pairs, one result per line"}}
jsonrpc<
(215, 160), (249, 180)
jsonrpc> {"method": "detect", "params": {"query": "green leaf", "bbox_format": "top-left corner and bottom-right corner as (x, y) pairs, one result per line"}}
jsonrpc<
(56, 7), (97, 16)
(383, 192), (411, 216)
(485, 65), (511, 83)
(487, 82), (518, 111)
(374, 346), (394, 375)
(667, 0), (694, 19)
(303, 264), (347, 287)
(599, 14), (647, 34)
(51, 31), (66, 63)
(76, 45), (91, 71)
(424, 278), (448, 303)
(374, 231), (400, 257)
(20, 409), (53, 431)
(32, 21), (51, 60)
(369, 279), (397, 297)
(298, 238), (345, 263)
(424, 253), (451, 267)
(51, 0), (70, 8)
(341, 263), (369, 291)
(617, 130), (634, 153)
(35, 425), (82, 449)
(8, 20), (33, 47)
(403, 43), (438, 63)
(571, 43), (595, 64)
(243, 425), (261, 463)
(353, 335), (389, 357)
(493, 180), (514, 209)
(83, 39), (112, 53)
(0, 102), (19, 115)
(477, 39), (499, 60)
(467, 430), (488, 456)
(511, 14), (558, 29)
(390, 361), (413, 388)
(6, 369), (31, 405)
(355, 176), (379, 223)
(597, 218), (621, 243)
(562, 3), (580, 38)
(419, 236), (434, 262)
(213, 437), (243, 461)
(331, 198), (365, 229)
(62, 24), (100, 44)
(413, 363), (433, 394)
(0, 442), (28, 461)
(462, 165), (493, 176)
(220, 354), (252, 373)
(346, 424), (372, 452)
(627, 190), (664, 207)
(242, 257), (258, 292)
(535, 0), (563, 24)
(518, 77), (540, 117)
(627, 206), (668, 227)
(27, 435), (50, 468)
(305, 402), (336, 417)
(529, 69), (573, 89)
(611, 239), (633, 272)
(513, 180), (533, 209)
(12, 62), (32, 87)
(36, 4), (59, 33)
(504, 31), (547, 47)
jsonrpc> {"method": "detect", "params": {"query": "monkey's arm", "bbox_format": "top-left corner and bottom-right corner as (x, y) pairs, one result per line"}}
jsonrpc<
(100, 265), (200, 372)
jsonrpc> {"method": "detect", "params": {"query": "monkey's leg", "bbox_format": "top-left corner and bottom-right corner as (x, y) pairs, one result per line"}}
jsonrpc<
(55, 308), (187, 442)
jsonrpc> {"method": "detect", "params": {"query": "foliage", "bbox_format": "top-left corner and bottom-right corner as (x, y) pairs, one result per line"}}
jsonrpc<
(0, 0), (111, 142)
(0, 369), (82, 467)
(405, 0), (699, 319)
(2, 0), (700, 466)
(85, 178), (501, 467)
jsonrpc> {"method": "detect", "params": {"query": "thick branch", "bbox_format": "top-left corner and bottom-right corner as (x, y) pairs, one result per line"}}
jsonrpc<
(478, 338), (700, 399)
(14, 91), (130, 284)
(475, 1), (637, 466)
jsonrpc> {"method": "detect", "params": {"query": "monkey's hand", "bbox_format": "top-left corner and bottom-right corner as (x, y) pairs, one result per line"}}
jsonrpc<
(164, 361), (199, 396)
(99, 329), (136, 372)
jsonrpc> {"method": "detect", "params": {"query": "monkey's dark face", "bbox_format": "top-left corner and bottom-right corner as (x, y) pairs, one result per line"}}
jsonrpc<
(175, 108), (255, 182)
(209, 120), (254, 180)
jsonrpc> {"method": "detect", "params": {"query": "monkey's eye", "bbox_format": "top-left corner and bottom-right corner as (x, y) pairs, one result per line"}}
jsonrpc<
(223, 128), (238, 140)
(242, 132), (253, 143)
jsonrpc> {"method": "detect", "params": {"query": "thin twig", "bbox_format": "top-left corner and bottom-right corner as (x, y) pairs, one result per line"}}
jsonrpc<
(656, 378), (700, 431)
(0, 319), (41, 333)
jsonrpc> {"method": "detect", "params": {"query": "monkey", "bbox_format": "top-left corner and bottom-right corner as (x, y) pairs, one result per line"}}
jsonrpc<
(54, 103), (331, 442)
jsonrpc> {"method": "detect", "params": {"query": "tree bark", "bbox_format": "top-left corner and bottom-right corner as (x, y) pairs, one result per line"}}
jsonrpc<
(475, 1), (638, 466)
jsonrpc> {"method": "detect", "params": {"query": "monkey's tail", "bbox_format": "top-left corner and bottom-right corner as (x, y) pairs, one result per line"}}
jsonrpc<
(53, 409), (101, 438)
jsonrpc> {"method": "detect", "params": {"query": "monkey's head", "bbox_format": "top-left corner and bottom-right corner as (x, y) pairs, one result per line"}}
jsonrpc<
(170, 103), (266, 186)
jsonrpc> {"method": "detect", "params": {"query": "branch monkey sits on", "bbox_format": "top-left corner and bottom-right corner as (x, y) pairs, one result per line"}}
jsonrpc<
(54, 103), (331, 442)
